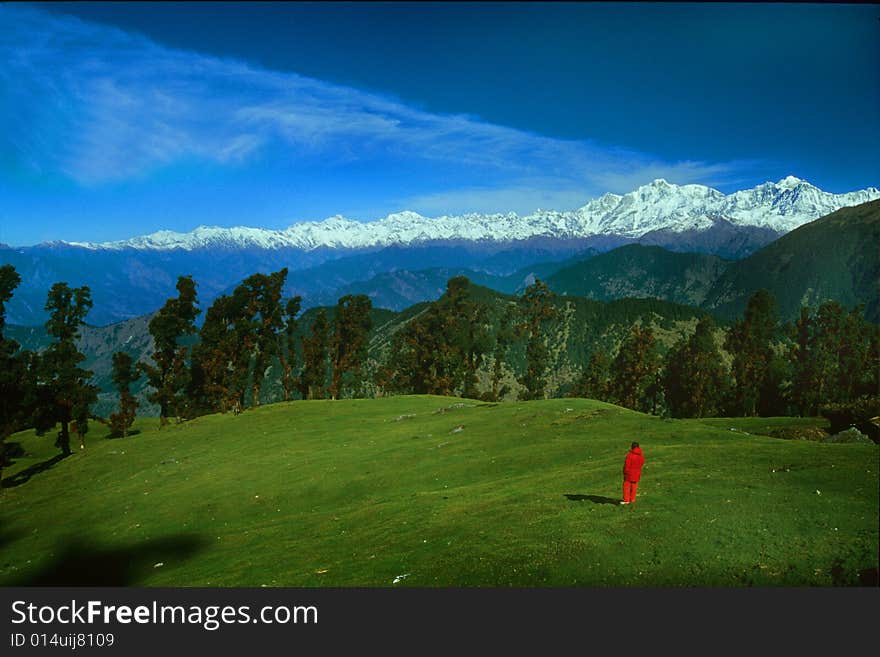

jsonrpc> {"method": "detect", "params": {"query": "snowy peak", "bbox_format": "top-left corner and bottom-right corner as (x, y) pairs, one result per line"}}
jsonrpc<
(776, 175), (807, 189)
(646, 178), (676, 191)
(62, 177), (880, 252)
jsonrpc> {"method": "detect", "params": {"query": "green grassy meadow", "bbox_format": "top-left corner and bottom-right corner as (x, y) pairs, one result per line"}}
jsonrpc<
(1, 396), (877, 587)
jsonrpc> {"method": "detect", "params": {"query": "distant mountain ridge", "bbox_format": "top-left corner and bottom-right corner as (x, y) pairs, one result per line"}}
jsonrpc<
(546, 245), (730, 308)
(702, 199), (880, 322)
(542, 200), (880, 323)
(7, 201), (878, 414)
(3, 179), (877, 326)
(59, 176), (879, 252)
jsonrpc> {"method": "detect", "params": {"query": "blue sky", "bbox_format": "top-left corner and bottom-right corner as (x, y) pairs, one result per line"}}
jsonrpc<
(1, 2), (877, 246)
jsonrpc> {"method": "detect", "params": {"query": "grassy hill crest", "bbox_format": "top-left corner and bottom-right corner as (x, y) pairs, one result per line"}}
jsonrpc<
(1, 396), (876, 587)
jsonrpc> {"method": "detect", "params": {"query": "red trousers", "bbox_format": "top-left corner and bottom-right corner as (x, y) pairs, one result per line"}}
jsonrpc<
(623, 480), (639, 503)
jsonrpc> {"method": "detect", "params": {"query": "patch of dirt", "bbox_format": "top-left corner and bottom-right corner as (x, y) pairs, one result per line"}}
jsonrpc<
(433, 403), (476, 415)
(573, 409), (618, 421)
(766, 427), (829, 441)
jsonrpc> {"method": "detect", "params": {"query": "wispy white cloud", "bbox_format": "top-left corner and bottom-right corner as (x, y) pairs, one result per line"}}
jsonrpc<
(399, 183), (599, 217)
(0, 4), (751, 202)
(589, 160), (759, 195)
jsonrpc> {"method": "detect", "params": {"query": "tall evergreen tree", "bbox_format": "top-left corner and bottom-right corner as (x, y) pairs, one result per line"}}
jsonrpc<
(517, 279), (557, 400)
(461, 304), (492, 400)
(790, 306), (818, 416)
(757, 353), (791, 417)
(141, 276), (200, 425)
(866, 323), (880, 400)
(0, 265), (19, 338)
(330, 294), (373, 400)
(790, 301), (879, 415)
(279, 296), (302, 402)
(189, 293), (241, 415)
(570, 351), (612, 402)
(381, 307), (448, 395)
(300, 309), (331, 400)
(813, 301), (847, 407)
(236, 269), (289, 408)
(838, 305), (873, 402)
(109, 352), (140, 437)
(33, 283), (98, 455)
(442, 277), (491, 399)
(486, 305), (516, 402)
(724, 289), (778, 416)
(381, 277), (491, 397)
(663, 316), (727, 418)
(609, 324), (660, 413)
(0, 265), (27, 481)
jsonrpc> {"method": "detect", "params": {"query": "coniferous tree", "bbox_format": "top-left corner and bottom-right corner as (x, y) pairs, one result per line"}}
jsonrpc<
(789, 301), (879, 415)
(382, 307), (449, 395)
(300, 309), (331, 400)
(236, 269), (289, 408)
(0, 265), (18, 338)
(663, 316), (727, 418)
(34, 283), (98, 455)
(216, 284), (258, 412)
(609, 324), (660, 413)
(462, 305), (492, 400)
(330, 294), (373, 399)
(724, 289), (778, 416)
(570, 351), (612, 402)
(838, 305), (873, 402)
(866, 324), (880, 401)
(189, 293), (240, 414)
(381, 277), (491, 397)
(790, 306), (818, 416)
(109, 352), (140, 437)
(812, 301), (847, 407)
(0, 265), (27, 481)
(485, 306), (517, 402)
(517, 279), (557, 400)
(441, 277), (491, 399)
(141, 276), (200, 425)
(405, 277), (467, 395)
(279, 296), (302, 402)
(757, 353), (791, 416)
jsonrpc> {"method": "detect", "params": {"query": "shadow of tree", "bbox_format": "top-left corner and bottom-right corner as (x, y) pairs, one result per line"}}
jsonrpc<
(2, 441), (26, 460)
(1, 453), (69, 489)
(565, 493), (621, 505)
(858, 567), (879, 586)
(9, 534), (207, 586)
(0, 526), (24, 553)
(107, 429), (142, 439)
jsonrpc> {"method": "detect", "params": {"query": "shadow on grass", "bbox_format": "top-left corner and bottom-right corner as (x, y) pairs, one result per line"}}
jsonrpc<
(831, 558), (880, 587)
(107, 429), (142, 439)
(565, 494), (621, 505)
(1, 453), (69, 489)
(2, 441), (26, 460)
(0, 527), (25, 553)
(9, 534), (207, 586)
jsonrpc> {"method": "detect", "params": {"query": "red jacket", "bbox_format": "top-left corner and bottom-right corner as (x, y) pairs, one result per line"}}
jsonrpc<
(623, 446), (645, 482)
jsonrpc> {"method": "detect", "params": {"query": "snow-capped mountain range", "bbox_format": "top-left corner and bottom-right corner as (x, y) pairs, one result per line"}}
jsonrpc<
(67, 176), (879, 252)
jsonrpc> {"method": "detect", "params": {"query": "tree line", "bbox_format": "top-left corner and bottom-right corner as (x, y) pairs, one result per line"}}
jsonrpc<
(374, 276), (878, 425)
(375, 277), (877, 432)
(0, 265), (373, 480)
(570, 288), (879, 422)
(2, 263), (878, 480)
(134, 269), (374, 425)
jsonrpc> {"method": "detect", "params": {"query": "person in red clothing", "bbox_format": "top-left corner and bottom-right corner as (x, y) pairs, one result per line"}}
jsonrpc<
(621, 442), (645, 505)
